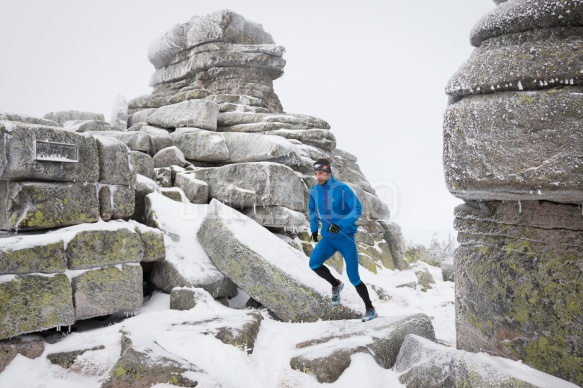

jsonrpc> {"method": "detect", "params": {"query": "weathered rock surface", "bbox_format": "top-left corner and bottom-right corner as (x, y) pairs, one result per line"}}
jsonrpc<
(132, 222), (166, 262)
(138, 125), (174, 153)
(266, 128), (336, 151)
(444, 89), (583, 202)
(0, 274), (75, 340)
(1, 112), (58, 127)
(0, 181), (99, 231)
(243, 206), (307, 230)
(129, 151), (155, 180)
(93, 135), (133, 185)
(109, 95), (129, 131)
(85, 130), (154, 155)
(146, 99), (219, 130)
(172, 128), (229, 161)
(189, 162), (305, 211)
(197, 199), (362, 322)
(454, 201), (583, 385)
(0, 122), (99, 182)
(153, 145), (187, 168)
(71, 264), (143, 320)
(0, 238), (65, 275)
(394, 334), (579, 388)
(145, 193), (236, 298)
(43, 110), (104, 126)
(218, 112), (330, 129)
(447, 28), (583, 97)
(289, 314), (436, 383)
(0, 335), (45, 373)
(66, 226), (143, 270)
(63, 120), (112, 133)
(174, 172), (209, 204)
(470, 0), (583, 47)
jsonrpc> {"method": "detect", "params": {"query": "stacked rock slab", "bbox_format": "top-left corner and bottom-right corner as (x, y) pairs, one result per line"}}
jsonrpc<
(444, 1), (583, 384)
(126, 9), (404, 271)
(0, 116), (162, 339)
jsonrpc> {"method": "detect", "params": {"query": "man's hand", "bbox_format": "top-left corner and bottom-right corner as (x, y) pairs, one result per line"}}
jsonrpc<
(328, 224), (341, 234)
(311, 231), (319, 242)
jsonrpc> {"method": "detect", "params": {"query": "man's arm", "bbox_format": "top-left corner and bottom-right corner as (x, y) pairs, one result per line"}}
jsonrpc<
(335, 186), (362, 230)
(308, 189), (320, 233)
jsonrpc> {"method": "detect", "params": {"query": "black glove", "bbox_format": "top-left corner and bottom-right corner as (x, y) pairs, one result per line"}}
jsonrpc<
(328, 224), (341, 234)
(311, 231), (319, 242)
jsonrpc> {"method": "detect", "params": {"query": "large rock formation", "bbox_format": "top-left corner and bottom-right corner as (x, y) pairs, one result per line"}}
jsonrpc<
(444, 1), (583, 385)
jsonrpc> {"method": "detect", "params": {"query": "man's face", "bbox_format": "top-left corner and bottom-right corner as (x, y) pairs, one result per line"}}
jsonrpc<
(315, 170), (331, 185)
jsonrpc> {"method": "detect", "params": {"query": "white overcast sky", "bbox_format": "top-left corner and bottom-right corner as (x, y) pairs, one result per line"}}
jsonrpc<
(0, 0), (496, 245)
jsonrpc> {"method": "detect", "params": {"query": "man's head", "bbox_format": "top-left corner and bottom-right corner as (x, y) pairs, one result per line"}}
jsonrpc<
(314, 158), (332, 185)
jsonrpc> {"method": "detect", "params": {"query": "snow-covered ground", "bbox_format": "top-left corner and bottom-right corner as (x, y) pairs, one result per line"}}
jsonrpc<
(0, 253), (454, 388)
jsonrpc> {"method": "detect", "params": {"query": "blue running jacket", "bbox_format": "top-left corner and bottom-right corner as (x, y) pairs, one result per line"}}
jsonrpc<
(308, 177), (362, 238)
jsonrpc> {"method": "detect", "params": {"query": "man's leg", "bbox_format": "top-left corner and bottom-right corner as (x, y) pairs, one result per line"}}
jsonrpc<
(309, 237), (340, 287)
(336, 236), (374, 310)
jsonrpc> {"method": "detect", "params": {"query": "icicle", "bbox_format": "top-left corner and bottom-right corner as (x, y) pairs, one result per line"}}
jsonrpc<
(68, 325), (71, 333)
(253, 202), (257, 215)
(518, 200), (522, 213)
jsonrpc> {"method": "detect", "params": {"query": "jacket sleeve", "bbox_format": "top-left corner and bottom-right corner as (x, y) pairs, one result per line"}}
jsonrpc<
(308, 189), (320, 233)
(336, 186), (362, 230)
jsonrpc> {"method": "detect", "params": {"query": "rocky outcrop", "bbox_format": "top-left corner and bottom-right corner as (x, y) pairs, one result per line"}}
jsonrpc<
(197, 199), (362, 322)
(290, 314), (435, 383)
(394, 334), (579, 387)
(444, 1), (583, 384)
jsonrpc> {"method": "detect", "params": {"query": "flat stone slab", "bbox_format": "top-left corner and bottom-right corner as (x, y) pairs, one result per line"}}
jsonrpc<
(447, 27), (583, 97)
(444, 88), (583, 202)
(394, 335), (580, 388)
(188, 162), (305, 211)
(0, 238), (65, 275)
(218, 112), (330, 129)
(71, 264), (143, 320)
(197, 199), (362, 322)
(243, 206), (307, 230)
(1, 112), (58, 126)
(0, 181), (100, 231)
(145, 193), (235, 298)
(289, 314), (436, 383)
(470, 0), (583, 47)
(84, 131), (154, 155)
(266, 129), (336, 151)
(0, 274), (75, 340)
(0, 121), (99, 182)
(63, 120), (112, 133)
(146, 99), (219, 130)
(44, 110), (104, 126)
(66, 225), (143, 270)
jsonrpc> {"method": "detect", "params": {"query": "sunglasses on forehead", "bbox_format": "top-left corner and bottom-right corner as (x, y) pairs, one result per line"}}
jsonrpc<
(313, 163), (330, 171)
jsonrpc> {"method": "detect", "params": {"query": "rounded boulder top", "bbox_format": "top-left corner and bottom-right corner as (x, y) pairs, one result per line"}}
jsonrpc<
(470, 0), (583, 47)
(187, 9), (275, 48)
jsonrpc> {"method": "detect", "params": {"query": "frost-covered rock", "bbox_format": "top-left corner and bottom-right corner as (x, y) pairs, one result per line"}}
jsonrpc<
(146, 99), (219, 130)
(63, 120), (111, 132)
(444, 89), (583, 202)
(470, 0), (583, 47)
(394, 335), (579, 388)
(174, 172), (209, 204)
(72, 264), (143, 320)
(93, 135), (133, 185)
(0, 122), (99, 182)
(187, 9), (275, 48)
(172, 128), (229, 162)
(127, 108), (157, 127)
(43, 110), (104, 126)
(109, 94), (129, 131)
(447, 28), (583, 97)
(148, 22), (190, 70)
(0, 238), (65, 275)
(66, 225), (143, 270)
(243, 206), (307, 230)
(197, 199), (362, 322)
(454, 200), (583, 384)
(188, 162), (305, 211)
(98, 185), (135, 221)
(221, 132), (302, 166)
(139, 125), (173, 153)
(145, 193), (236, 298)
(218, 112), (330, 129)
(129, 151), (155, 180)
(0, 181), (99, 231)
(0, 274), (75, 340)
(289, 314), (436, 383)
(153, 146), (187, 168)
(0, 111), (58, 127)
(266, 128), (336, 151)
(347, 182), (390, 221)
(84, 131), (154, 155)
(332, 149), (376, 194)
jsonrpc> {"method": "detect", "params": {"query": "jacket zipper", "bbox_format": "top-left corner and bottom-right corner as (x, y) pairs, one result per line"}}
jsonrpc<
(323, 185), (334, 237)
